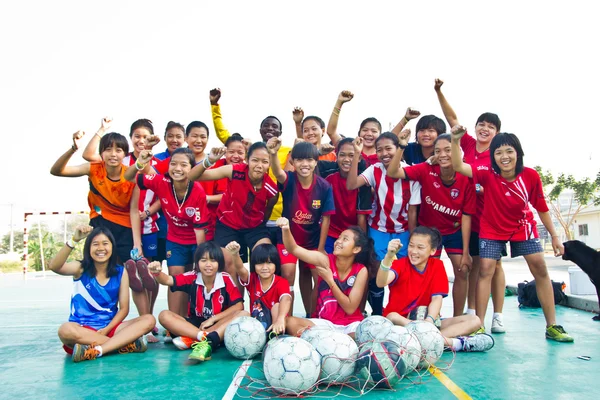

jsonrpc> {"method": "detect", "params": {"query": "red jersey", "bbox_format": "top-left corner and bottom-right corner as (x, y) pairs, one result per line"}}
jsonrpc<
(172, 271), (242, 319)
(314, 254), (365, 325)
(460, 132), (491, 233)
(240, 273), (291, 310)
(404, 163), (476, 236)
(360, 163), (421, 233)
(323, 170), (371, 238)
(198, 158), (229, 241)
(88, 162), (135, 227)
(123, 153), (159, 234)
(137, 174), (209, 245)
(218, 163), (278, 229)
(361, 152), (379, 167)
(472, 166), (549, 241)
(384, 257), (449, 318)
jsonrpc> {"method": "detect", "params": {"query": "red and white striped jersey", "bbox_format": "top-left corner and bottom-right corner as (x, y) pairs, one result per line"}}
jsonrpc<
(124, 153), (159, 234)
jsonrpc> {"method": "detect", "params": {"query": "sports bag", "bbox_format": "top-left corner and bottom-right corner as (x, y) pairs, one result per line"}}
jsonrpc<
(517, 280), (567, 308)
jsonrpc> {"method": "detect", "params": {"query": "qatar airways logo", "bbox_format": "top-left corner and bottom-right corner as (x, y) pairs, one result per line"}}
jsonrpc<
(292, 210), (314, 225)
(425, 196), (460, 217)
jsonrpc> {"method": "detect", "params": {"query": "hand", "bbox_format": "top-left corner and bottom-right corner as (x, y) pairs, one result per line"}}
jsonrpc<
(315, 263), (334, 284)
(208, 147), (226, 163)
(293, 137), (305, 146)
(405, 107), (421, 121)
(552, 236), (564, 257)
(398, 128), (410, 147)
(276, 217), (290, 230)
(138, 150), (153, 165)
(72, 130), (85, 151)
(73, 225), (93, 242)
(338, 90), (354, 104)
(200, 317), (217, 330)
(352, 136), (364, 153)
(319, 142), (335, 156)
(434, 78), (444, 91)
(96, 327), (109, 336)
(145, 135), (161, 149)
(147, 261), (162, 275)
(266, 137), (282, 155)
(241, 138), (252, 153)
(459, 253), (473, 273)
(225, 241), (241, 255)
(387, 239), (402, 256)
(292, 107), (304, 124)
(209, 88), (221, 105)
(268, 318), (286, 335)
(99, 117), (112, 133)
(450, 124), (467, 140)
(139, 210), (150, 220)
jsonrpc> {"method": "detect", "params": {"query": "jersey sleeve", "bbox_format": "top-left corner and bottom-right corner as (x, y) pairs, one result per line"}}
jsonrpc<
(274, 276), (292, 302)
(462, 178), (477, 215)
(460, 130), (476, 155)
(357, 185), (373, 213)
(408, 180), (422, 205)
(527, 169), (550, 213)
(403, 162), (427, 183)
(278, 171), (293, 193)
(239, 270), (253, 287)
(429, 259), (449, 298)
(471, 166), (490, 187)
(321, 181), (336, 215)
(211, 104), (231, 145)
(359, 165), (376, 187)
(170, 272), (197, 293)
(388, 258), (405, 287)
(222, 273), (243, 306)
(137, 174), (159, 192)
(152, 158), (169, 175)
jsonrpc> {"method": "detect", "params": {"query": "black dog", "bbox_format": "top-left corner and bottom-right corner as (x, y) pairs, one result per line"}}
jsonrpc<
(563, 240), (600, 320)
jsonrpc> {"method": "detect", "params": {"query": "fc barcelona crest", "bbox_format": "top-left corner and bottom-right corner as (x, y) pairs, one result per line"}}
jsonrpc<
(312, 200), (321, 209)
(185, 207), (196, 217)
(450, 189), (460, 199)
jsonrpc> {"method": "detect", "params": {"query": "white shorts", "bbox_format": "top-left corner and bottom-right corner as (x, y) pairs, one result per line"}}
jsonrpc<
(308, 318), (361, 335)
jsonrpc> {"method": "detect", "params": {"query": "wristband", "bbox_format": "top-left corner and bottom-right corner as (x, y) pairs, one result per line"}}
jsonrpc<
(380, 261), (392, 271)
(71, 144), (77, 152)
(145, 209), (151, 218)
(399, 143), (408, 150)
(203, 157), (214, 169)
(66, 239), (75, 249)
(135, 160), (145, 171)
(402, 116), (409, 125)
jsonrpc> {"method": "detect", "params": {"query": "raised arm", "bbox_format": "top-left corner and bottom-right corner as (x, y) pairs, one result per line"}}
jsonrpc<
(210, 88), (232, 144)
(82, 117), (112, 162)
(292, 107), (304, 139)
(376, 239), (401, 288)
(325, 90), (353, 146)
(450, 125), (473, 178)
(188, 147), (231, 181)
(346, 137), (367, 190)
(276, 217), (329, 267)
(147, 261), (174, 286)
(124, 150), (153, 182)
(50, 131), (90, 177)
(434, 79), (460, 128)
(386, 129), (410, 179)
(48, 225), (92, 276)
(391, 107), (421, 136)
(225, 241), (249, 283)
(266, 138), (287, 184)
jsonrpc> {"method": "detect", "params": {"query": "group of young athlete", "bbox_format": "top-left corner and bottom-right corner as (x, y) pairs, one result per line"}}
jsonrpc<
(48, 78), (573, 364)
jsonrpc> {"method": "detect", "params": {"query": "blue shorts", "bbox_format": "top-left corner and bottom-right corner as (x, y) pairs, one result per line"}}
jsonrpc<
(142, 232), (158, 258)
(368, 227), (409, 261)
(166, 240), (197, 268)
(325, 236), (337, 254)
(479, 238), (543, 260)
(434, 229), (463, 257)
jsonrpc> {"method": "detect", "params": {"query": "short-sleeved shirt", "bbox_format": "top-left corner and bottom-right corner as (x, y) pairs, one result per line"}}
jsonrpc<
(240, 273), (291, 310)
(360, 162), (421, 233)
(171, 271), (242, 319)
(314, 254), (365, 325)
(88, 162), (136, 227)
(153, 149), (171, 161)
(279, 171), (335, 249)
(318, 161), (372, 238)
(472, 166), (549, 241)
(403, 143), (427, 166)
(123, 153), (159, 234)
(198, 158), (229, 241)
(383, 258), (448, 318)
(137, 174), (209, 245)
(460, 131), (491, 233)
(218, 163), (278, 229)
(404, 163), (476, 236)
(361, 152), (380, 167)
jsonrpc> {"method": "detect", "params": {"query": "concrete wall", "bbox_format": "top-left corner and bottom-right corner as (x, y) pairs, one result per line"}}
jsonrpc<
(573, 210), (600, 249)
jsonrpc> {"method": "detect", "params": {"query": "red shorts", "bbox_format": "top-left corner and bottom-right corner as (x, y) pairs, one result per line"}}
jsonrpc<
(277, 244), (316, 270)
(62, 322), (122, 355)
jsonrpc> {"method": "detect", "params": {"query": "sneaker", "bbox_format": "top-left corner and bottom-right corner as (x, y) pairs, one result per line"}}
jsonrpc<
(189, 339), (212, 361)
(473, 326), (486, 335)
(124, 259), (144, 292)
(491, 315), (506, 334)
(173, 336), (198, 350)
(545, 325), (574, 342)
(460, 333), (495, 352)
(119, 336), (148, 354)
(136, 258), (158, 291)
(164, 330), (173, 343)
(72, 343), (100, 362)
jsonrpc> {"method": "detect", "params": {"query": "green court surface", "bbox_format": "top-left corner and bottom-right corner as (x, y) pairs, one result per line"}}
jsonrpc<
(1, 273), (598, 400)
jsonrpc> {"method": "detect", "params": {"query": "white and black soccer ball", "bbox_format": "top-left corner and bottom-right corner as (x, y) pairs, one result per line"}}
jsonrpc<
(355, 316), (394, 344)
(224, 316), (266, 359)
(301, 328), (358, 383)
(406, 321), (444, 369)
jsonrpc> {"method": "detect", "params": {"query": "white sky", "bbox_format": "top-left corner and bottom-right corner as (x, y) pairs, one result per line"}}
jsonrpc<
(0, 0), (599, 234)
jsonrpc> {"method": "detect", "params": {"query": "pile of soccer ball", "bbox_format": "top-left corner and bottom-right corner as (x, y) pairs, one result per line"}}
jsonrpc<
(224, 315), (445, 394)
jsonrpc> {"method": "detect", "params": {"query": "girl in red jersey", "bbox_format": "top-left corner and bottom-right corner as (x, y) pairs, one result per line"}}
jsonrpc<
(226, 241), (291, 334)
(277, 217), (376, 337)
(376, 227), (494, 352)
(387, 132), (475, 316)
(126, 148), (210, 320)
(188, 142), (278, 282)
(451, 126), (573, 342)
(435, 78), (508, 332)
(148, 242), (246, 362)
(267, 138), (336, 317)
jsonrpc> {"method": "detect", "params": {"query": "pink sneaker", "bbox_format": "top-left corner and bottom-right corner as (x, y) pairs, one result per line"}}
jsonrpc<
(124, 259), (143, 292)
(136, 258), (158, 291)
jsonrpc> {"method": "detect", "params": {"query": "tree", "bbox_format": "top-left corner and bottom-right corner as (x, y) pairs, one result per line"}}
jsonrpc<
(536, 167), (600, 240)
(0, 231), (23, 254)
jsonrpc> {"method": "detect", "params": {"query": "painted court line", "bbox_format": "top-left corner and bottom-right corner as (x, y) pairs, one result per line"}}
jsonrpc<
(429, 366), (472, 400)
(223, 359), (253, 400)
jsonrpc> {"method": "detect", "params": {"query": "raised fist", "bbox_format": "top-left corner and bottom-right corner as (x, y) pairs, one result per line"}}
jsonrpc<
(292, 107), (304, 124)
(209, 88), (221, 105)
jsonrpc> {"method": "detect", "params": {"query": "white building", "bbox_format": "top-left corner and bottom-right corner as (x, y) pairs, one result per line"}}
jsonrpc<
(570, 204), (600, 249)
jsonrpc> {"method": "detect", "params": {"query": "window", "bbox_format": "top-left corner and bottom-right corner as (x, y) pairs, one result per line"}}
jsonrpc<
(578, 224), (589, 236)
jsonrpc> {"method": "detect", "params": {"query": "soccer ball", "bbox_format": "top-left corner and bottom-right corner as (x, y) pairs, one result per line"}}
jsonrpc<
(301, 328), (358, 383)
(386, 325), (421, 375)
(224, 316), (266, 359)
(355, 340), (406, 388)
(407, 321), (444, 369)
(263, 336), (321, 395)
(355, 316), (394, 344)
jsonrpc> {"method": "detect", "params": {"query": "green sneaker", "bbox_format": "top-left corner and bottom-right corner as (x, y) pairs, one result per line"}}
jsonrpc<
(545, 325), (574, 342)
(189, 339), (212, 361)
(470, 326), (486, 336)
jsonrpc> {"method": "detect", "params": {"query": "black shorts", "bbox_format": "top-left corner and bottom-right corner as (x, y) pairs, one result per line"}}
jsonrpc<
(186, 315), (207, 328)
(90, 216), (133, 263)
(214, 220), (271, 250)
(469, 231), (507, 258)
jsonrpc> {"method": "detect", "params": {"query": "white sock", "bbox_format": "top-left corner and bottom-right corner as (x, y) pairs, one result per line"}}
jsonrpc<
(466, 308), (476, 315)
(451, 338), (463, 352)
(94, 345), (103, 357)
(196, 331), (206, 341)
(493, 312), (502, 319)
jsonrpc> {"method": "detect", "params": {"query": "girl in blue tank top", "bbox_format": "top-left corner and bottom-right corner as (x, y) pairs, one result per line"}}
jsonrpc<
(49, 225), (155, 362)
